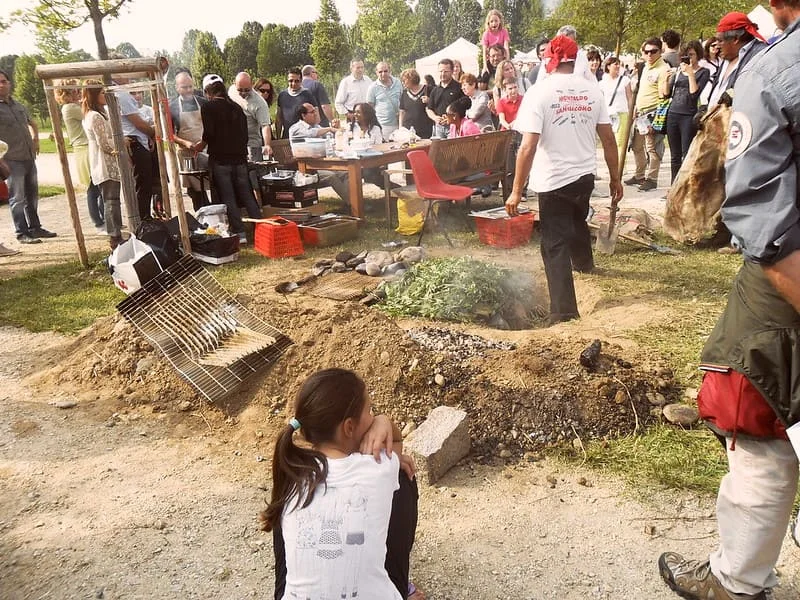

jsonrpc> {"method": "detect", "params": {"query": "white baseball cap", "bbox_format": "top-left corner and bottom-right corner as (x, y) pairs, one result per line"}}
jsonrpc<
(202, 74), (223, 90)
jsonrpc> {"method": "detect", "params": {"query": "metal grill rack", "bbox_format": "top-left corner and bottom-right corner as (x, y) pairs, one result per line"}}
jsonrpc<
(117, 255), (293, 402)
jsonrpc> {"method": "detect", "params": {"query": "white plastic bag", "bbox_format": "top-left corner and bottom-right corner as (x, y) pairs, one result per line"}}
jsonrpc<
(108, 235), (164, 294)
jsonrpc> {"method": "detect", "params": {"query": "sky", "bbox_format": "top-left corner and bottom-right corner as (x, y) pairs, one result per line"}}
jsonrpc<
(1, 0), (359, 57)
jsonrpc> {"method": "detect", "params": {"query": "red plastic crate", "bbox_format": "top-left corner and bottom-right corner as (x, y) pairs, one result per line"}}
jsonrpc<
(254, 218), (304, 258)
(474, 212), (535, 248)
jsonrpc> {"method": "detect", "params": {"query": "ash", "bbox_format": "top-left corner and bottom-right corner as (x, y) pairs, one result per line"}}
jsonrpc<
(407, 327), (516, 360)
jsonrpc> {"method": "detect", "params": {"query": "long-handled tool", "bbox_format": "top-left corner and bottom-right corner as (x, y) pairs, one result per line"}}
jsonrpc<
(595, 96), (636, 254)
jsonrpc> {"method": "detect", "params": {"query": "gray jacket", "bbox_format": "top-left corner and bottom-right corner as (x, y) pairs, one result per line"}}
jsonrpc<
(722, 18), (800, 265)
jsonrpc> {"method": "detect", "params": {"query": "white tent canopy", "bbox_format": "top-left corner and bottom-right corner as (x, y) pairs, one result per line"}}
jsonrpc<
(748, 5), (781, 40)
(415, 37), (480, 81)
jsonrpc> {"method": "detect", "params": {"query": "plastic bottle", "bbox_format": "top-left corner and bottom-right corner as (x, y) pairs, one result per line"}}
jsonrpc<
(335, 128), (345, 152)
(325, 132), (335, 157)
(408, 126), (417, 144)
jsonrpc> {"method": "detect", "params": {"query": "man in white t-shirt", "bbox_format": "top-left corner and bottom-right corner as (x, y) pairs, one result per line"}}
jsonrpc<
(506, 34), (623, 325)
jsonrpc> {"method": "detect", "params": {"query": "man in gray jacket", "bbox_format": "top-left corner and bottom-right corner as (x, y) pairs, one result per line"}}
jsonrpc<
(658, 2), (800, 599)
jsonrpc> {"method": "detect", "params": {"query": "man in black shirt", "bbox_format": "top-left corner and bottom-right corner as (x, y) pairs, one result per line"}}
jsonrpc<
(425, 59), (465, 138)
(194, 74), (261, 244)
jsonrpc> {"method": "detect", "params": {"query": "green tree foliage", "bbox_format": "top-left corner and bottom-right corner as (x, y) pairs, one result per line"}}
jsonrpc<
(414, 0), (450, 57)
(13, 55), (47, 122)
(443, 0), (483, 45)
(344, 22), (367, 63)
(34, 28), (72, 63)
(11, 0), (133, 60)
(356, 0), (418, 67)
(542, 0), (751, 54)
(113, 42), (141, 58)
(287, 22), (314, 69)
(311, 0), (350, 75)
(190, 32), (227, 84)
(257, 24), (291, 76)
(511, 0), (545, 50)
(224, 21), (262, 77)
(175, 29), (202, 72)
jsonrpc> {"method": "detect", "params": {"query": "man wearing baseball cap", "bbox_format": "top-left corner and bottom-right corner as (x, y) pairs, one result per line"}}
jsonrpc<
(706, 11), (768, 108)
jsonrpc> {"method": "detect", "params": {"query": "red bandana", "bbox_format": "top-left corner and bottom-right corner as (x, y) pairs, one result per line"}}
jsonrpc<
(717, 12), (766, 42)
(543, 35), (579, 73)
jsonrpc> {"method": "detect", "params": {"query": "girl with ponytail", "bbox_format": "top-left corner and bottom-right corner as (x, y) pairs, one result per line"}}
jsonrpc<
(261, 368), (423, 600)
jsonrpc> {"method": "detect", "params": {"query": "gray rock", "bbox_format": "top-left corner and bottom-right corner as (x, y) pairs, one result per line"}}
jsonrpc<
(135, 357), (155, 375)
(53, 400), (78, 409)
(311, 265), (329, 277)
(662, 403), (699, 426)
(434, 373), (446, 387)
(398, 246), (425, 264)
(355, 262), (368, 275)
(365, 250), (394, 268)
(331, 261), (348, 273)
(405, 406), (470, 485)
(365, 262), (383, 277)
(382, 261), (407, 276)
(335, 251), (354, 263)
(346, 256), (365, 268)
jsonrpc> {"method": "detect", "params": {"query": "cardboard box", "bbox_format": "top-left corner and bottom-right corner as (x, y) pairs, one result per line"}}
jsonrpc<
(261, 204), (325, 221)
(298, 216), (360, 247)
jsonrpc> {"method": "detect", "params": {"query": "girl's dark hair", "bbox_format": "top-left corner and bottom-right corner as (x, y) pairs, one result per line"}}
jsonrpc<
(586, 49), (602, 63)
(260, 368), (367, 532)
(81, 79), (106, 117)
(351, 102), (382, 134)
(447, 95), (472, 119)
(603, 56), (620, 73)
(703, 38), (718, 60)
(682, 40), (704, 61)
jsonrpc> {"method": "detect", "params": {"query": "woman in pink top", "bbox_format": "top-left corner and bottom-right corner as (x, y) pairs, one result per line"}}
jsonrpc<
(481, 9), (510, 69)
(446, 96), (480, 138)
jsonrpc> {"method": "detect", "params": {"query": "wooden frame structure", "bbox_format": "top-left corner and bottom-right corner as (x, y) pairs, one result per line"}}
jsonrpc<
(35, 57), (191, 267)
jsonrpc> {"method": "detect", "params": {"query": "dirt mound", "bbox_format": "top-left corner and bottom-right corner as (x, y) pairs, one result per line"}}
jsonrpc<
(26, 282), (680, 461)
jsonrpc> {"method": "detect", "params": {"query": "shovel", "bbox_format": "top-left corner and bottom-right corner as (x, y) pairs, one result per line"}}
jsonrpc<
(595, 98), (636, 255)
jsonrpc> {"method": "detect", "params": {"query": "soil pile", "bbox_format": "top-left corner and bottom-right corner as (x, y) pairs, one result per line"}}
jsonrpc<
(27, 280), (680, 460)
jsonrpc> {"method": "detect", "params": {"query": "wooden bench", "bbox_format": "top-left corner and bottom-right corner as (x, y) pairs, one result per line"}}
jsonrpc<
(382, 129), (514, 227)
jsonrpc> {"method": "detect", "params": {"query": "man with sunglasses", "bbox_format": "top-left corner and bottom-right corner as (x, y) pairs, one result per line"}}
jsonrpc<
(228, 71), (272, 161)
(625, 37), (670, 192)
(276, 68), (315, 139)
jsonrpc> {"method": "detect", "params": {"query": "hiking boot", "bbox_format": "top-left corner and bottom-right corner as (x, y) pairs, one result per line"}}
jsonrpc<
(658, 552), (768, 599)
(624, 176), (645, 185)
(638, 179), (658, 192)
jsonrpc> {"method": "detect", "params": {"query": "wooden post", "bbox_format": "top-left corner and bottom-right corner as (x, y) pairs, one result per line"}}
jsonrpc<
(149, 86), (172, 219)
(104, 90), (140, 233)
(155, 81), (191, 253)
(42, 78), (89, 268)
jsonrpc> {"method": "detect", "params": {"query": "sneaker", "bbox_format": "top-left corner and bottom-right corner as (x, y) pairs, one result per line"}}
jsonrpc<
(658, 552), (768, 599)
(238, 233), (248, 246)
(30, 227), (57, 238)
(638, 179), (658, 192)
(624, 176), (645, 186)
(17, 233), (42, 244)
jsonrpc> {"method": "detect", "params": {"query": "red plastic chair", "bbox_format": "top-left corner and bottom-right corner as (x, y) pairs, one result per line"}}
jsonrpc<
(407, 150), (473, 246)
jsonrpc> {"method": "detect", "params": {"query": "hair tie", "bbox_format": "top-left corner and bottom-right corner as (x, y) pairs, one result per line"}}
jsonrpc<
(289, 418), (301, 431)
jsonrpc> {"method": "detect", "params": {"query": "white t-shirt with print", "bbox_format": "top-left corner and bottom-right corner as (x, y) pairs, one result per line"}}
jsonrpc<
(599, 73), (631, 116)
(281, 451), (401, 600)
(515, 72), (610, 193)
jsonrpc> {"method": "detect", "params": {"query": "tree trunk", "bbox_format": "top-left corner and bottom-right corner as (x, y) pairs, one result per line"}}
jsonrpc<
(88, 1), (109, 59)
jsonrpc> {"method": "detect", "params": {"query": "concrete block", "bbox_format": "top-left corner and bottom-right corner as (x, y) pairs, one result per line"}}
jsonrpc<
(405, 406), (470, 485)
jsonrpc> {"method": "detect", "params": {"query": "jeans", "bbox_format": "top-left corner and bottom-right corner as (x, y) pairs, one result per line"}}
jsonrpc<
(272, 472), (419, 600)
(666, 112), (698, 182)
(87, 179), (104, 226)
(128, 139), (154, 220)
(631, 127), (664, 182)
(99, 179), (122, 238)
(537, 174), (595, 321)
(710, 437), (798, 595)
(6, 159), (41, 236)
(208, 160), (261, 235)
